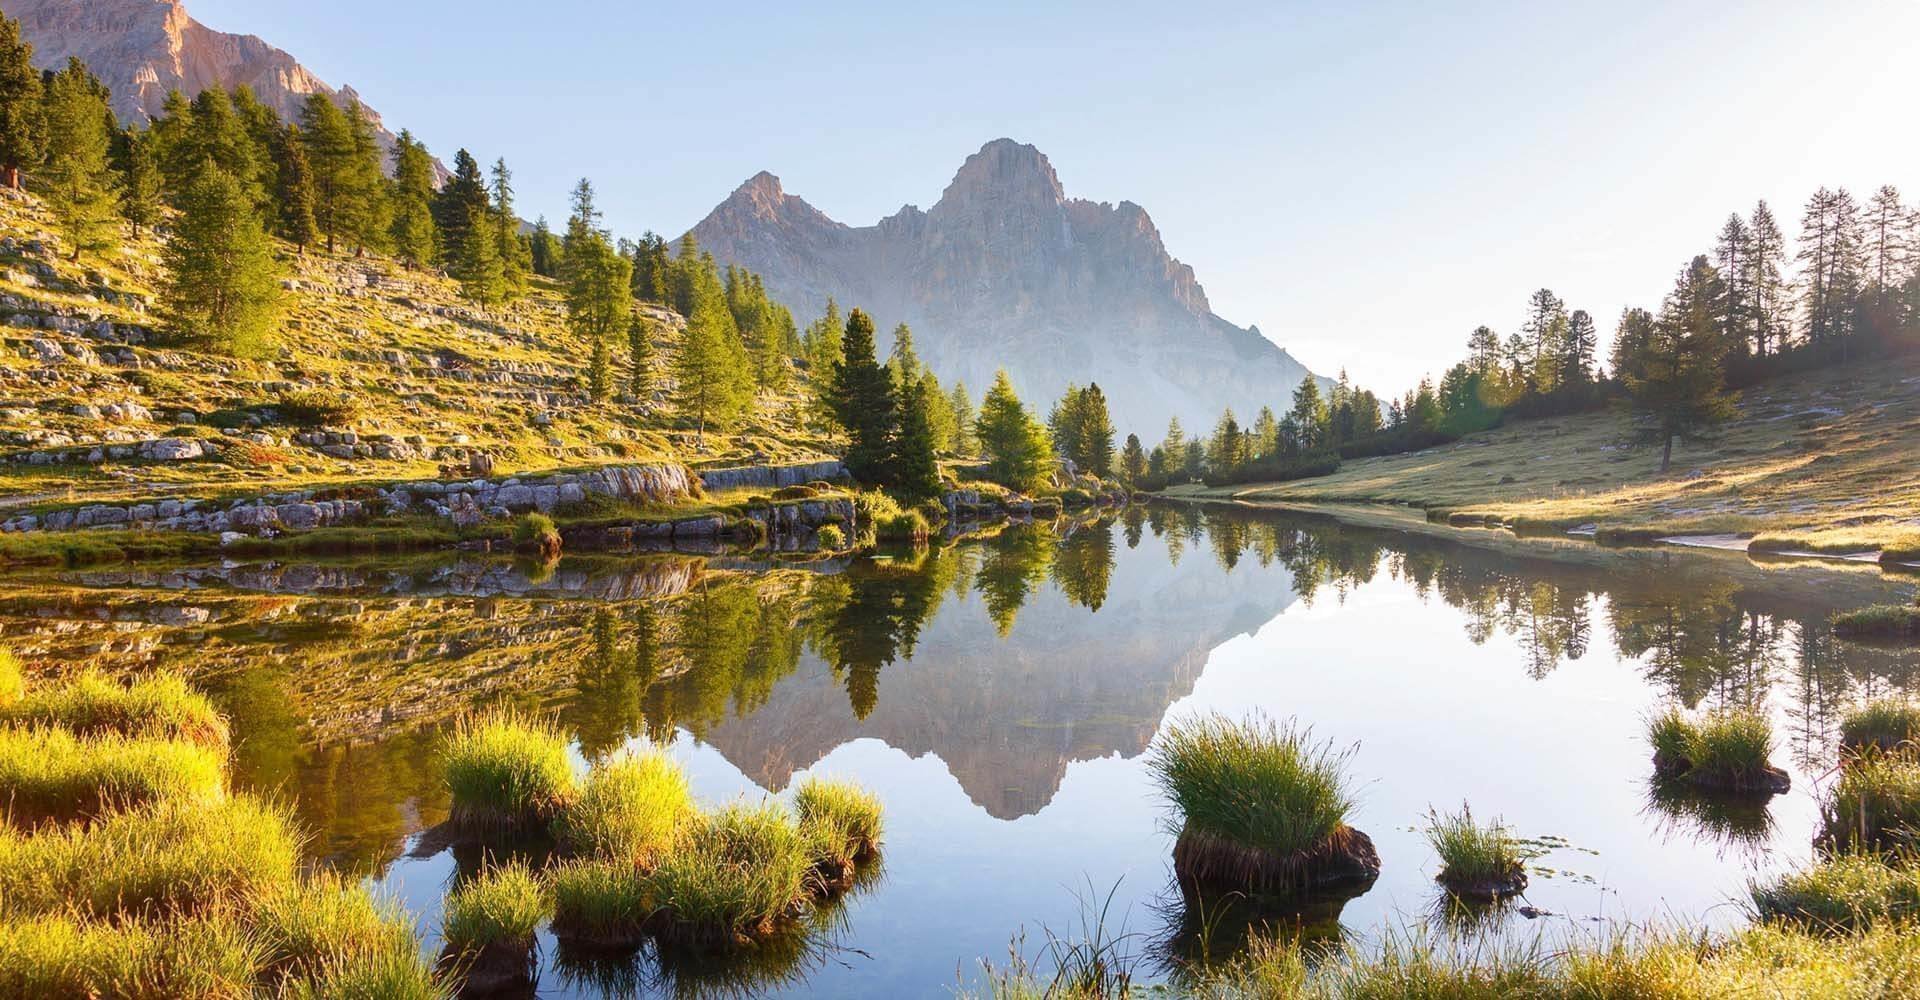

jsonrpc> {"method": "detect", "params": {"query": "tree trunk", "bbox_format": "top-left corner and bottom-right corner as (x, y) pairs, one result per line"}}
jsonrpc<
(1660, 434), (1674, 473)
(2, 165), (17, 189)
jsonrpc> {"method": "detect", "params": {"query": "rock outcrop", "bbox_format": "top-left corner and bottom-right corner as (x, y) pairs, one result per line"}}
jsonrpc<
(1, 0), (429, 176)
(688, 138), (1322, 436)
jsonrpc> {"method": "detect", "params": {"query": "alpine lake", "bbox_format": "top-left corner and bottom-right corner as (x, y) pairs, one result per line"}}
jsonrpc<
(5, 502), (1916, 998)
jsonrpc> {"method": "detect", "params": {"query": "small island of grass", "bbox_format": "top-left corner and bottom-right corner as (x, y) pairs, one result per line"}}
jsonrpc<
(1647, 706), (1791, 794)
(1426, 804), (1527, 900)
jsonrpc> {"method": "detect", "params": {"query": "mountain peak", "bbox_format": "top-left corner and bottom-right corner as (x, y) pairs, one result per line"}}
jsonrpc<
(934, 138), (1065, 216)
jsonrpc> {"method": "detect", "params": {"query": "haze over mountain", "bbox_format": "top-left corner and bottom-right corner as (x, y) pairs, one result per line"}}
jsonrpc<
(689, 139), (1320, 436)
(1, 0), (421, 173)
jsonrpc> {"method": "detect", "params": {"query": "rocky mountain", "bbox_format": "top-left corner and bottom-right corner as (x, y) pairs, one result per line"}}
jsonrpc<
(1, 0), (422, 174)
(689, 139), (1320, 436)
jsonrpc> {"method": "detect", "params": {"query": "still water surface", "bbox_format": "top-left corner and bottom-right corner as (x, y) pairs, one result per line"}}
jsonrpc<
(3, 504), (1916, 997)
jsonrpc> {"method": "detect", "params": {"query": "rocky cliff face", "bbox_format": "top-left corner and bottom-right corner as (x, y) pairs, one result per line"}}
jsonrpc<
(1, 0), (420, 173)
(689, 139), (1320, 435)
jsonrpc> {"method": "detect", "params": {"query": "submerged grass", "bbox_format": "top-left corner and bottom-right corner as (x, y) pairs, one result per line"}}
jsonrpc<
(440, 709), (578, 835)
(1646, 705), (1787, 792)
(1147, 713), (1356, 856)
(1425, 804), (1526, 898)
(0, 726), (225, 824)
(1841, 698), (1920, 754)
(0, 670), (229, 749)
(1822, 750), (1920, 854)
(553, 748), (691, 863)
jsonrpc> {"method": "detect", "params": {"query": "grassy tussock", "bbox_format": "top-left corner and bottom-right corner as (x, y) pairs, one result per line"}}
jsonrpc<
(1646, 706), (1787, 792)
(440, 710), (578, 834)
(0, 649), (20, 707)
(1425, 804), (1525, 897)
(0, 726), (225, 824)
(639, 802), (813, 945)
(276, 943), (446, 1000)
(0, 670), (229, 749)
(1822, 750), (1920, 854)
(1833, 604), (1920, 640)
(794, 776), (884, 863)
(549, 859), (649, 946)
(552, 748), (691, 862)
(1147, 713), (1356, 856)
(442, 863), (550, 952)
(254, 872), (424, 987)
(0, 913), (262, 1000)
(0, 796), (300, 920)
(1841, 698), (1920, 754)
(1750, 853), (1920, 931)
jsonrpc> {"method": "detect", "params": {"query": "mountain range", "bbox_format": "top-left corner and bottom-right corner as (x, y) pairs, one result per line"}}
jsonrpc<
(1, 0), (420, 174)
(689, 139), (1320, 436)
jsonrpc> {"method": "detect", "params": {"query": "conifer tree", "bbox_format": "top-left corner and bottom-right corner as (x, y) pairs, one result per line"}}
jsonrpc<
(39, 59), (119, 261)
(0, 14), (42, 190)
(672, 283), (755, 446)
(1521, 288), (1568, 394)
(1287, 378), (1328, 453)
(947, 381), (976, 456)
(1048, 385), (1084, 469)
(1208, 410), (1244, 474)
(448, 202), (505, 307)
(1714, 214), (1751, 353)
(588, 333), (612, 403)
(974, 370), (1051, 492)
(887, 323), (923, 386)
(1077, 383), (1115, 477)
(228, 85), (282, 201)
(273, 124), (318, 252)
(1119, 433), (1147, 487)
(118, 127), (162, 237)
(491, 158), (531, 301)
(299, 96), (355, 253)
(171, 88), (259, 207)
(1745, 201), (1790, 357)
(1625, 256), (1734, 472)
(1559, 308), (1597, 388)
(627, 313), (654, 397)
(341, 101), (390, 254)
(1250, 407), (1278, 460)
(892, 373), (944, 502)
(1161, 418), (1187, 472)
(162, 164), (283, 359)
(530, 217), (560, 277)
(827, 308), (898, 483)
(388, 130), (437, 269)
(431, 152), (489, 252)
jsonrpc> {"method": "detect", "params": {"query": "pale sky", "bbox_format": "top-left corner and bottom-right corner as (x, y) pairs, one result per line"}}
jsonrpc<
(192, 0), (1920, 395)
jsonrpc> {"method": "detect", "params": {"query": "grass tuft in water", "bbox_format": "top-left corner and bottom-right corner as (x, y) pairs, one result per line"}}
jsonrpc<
(1425, 803), (1527, 898)
(1146, 712), (1355, 856)
(0, 670), (229, 749)
(638, 801), (814, 947)
(0, 913), (263, 1000)
(794, 775), (885, 867)
(0, 726), (226, 825)
(1832, 604), (1920, 640)
(1646, 705), (1788, 793)
(1750, 853), (1920, 931)
(1821, 749), (1920, 855)
(1841, 698), (1920, 755)
(254, 872), (422, 990)
(441, 709), (578, 835)
(442, 862), (550, 953)
(549, 859), (650, 948)
(553, 748), (690, 862)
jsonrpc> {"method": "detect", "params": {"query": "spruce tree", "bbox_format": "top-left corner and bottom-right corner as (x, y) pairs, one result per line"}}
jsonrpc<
(274, 124), (318, 252)
(430, 149), (483, 257)
(162, 164), (283, 359)
(39, 59), (120, 261)
(892, 373), (944, 502)
(491, 158), (531, 301)
(827, 308), (898, 484)
(1746, 201), (1790, 356)
(1077, 383), (1115, 477)
(947, 381), (976, 456)
(1625, 256), (1735, 472)
(1560, 309), (1598, 388)
(1521, 288), (1568, 394)
(627, 313), (654, 397)
(672, 283), (755, 446)
(974, 370), (1052, 492)
(0, 13), (42, 190)
(119, 127), (162, 237)
(388, 130), (437, 269)
(1119, 433), (1147, 486)
(530, 217), (559, 277)
(1048, 385), (1084, 470)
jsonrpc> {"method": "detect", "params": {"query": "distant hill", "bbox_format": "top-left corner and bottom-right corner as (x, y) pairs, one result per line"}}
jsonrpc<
(0, 0), (434, 177)
(688, 138), (1321, 437)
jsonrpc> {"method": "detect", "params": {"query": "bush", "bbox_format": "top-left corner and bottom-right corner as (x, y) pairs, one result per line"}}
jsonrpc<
(771, 485), (819, 501)
(553, 749), (692, 863)
(441, 710), (578, 835)
(875, 508), (930, 543)
(1647, 706), (1788, 792)
(511, 513), (561, 558)
(0, 670), (229, 750)
(274, 389), (361, 427)
(0, 727), (226, 825)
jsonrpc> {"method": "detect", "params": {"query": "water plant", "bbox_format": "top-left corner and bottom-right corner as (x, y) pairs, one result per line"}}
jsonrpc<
(440, 710), (578, 836)
(1820, 749), (1920, 855)
(1841, 698), (1920, 755)
(1646, 705), (1791, 793)
(0, 669), (230, 749)
(1425, 803), (1527, 899)
(793, 775), (885, 888)
(0, 726), (226, 825)
(1146, 712), (1377, 900)
(1750, 852), (1920, 931)
(552, 748), (691, 862)
(549, 859), (650, 948)
(440, 862), (550, 993)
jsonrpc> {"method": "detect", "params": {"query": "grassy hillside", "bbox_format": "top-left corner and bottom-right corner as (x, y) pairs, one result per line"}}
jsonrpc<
(1169, 354), (1920, 563)
(0, 188), (834, 511)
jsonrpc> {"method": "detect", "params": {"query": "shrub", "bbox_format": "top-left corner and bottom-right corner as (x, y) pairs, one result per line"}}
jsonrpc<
(0, 796), (300, 920)
(1751, 853), (1920, 931)
(1426, 803), (1526, 898)
(1821, 750), (1920, 854)
(0, 670), (229, 749)
(0, 727), (226, 825)
(771, 485), (818, 501)
(852, 491), (902, 527)
(274, 389), (361, 427)
(816, 524), (846, 550)
(1833, 604), (1920, 640)
(1841, 699), (1920, 755)
(0, 913), (263, 1000)
(1647, 706), (1789, 793)
(637, 802), (812, 946)
(441, 710), (578, 835)
(553, 749), (692, 862)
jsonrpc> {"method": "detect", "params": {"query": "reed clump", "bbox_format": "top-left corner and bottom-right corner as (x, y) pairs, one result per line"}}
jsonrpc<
(1820, 749), (1920, 855)
(1425, 804), (1527, 900)
(1647, 705), (1791, 793)
(552, 748), (691, 863)
(794, 776), (884, 889)
(1146, 713), (1378, 901)
(1750, 853), (1920, 931)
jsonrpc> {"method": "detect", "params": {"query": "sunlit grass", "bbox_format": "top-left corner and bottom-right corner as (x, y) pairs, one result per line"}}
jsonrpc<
(442, 862), (550, 954)
(254, 872), (423, 990)
(794, 775), (884, 862)
(1841, 698), (1920, 754)
(1751, 853), (1920, 931)
(553, 748), (690, 862)
(1147, 712), (1355, 856)
(1646, 705), (1785, 791)
(1822, 750), (1920, 854)
(0, 670), (229, 750)
(0, 913), (262, 1000)
(1833, 604), (1920, 640)
(549, 859), (648, 946)
(1425, 804), (1525, 897)
(0, 726), (225, 824)
(638, 802), (813, 945)
(440, 709), (577, 834)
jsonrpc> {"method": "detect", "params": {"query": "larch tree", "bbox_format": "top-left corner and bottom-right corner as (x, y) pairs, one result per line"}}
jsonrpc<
(388, 130), (437, 269)
(1521, 288), (1568, 394)
(39, 58), (120, 261)
(0, 13), (43, 190)
(672, 282), (755, 446)
(1713, 214), (1751, 353)
(163, 164), (284, 359)
(1624, 255), (1734, 473)
(1559, 309), (1598, 388)
(448, 202), (505, 308)
(118, 127), (162, 238)
(627, 313), (655, 397)
(1076, 383), (1116, 477)
(588, 331), (613, 403)
(974, 370), (1052, 493)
